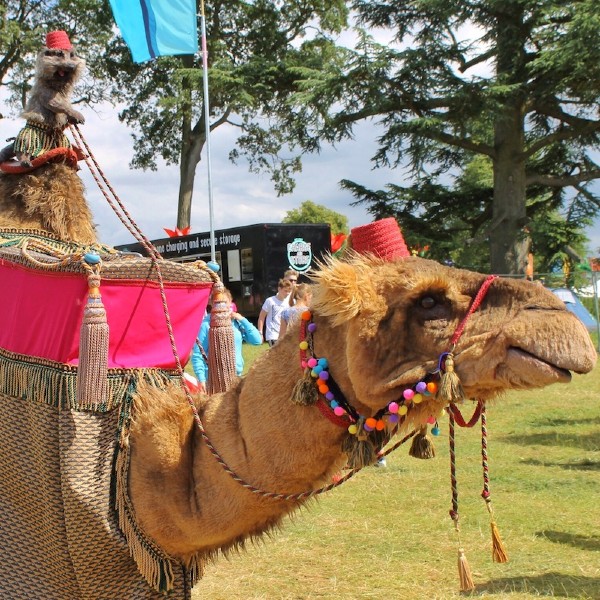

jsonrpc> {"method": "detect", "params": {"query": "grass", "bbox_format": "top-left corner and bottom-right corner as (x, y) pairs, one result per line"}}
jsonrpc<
(191, 346), (600, 599)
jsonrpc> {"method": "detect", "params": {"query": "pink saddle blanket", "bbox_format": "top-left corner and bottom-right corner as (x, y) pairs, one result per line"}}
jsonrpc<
(0, 257), (211, 369)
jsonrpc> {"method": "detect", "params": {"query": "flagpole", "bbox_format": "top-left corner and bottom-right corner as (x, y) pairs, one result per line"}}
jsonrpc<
(199, 0), (216, 264)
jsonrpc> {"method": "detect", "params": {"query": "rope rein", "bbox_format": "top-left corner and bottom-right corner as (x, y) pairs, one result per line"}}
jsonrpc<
(72, 126), (412, 501)
(72, 130), (498, 508)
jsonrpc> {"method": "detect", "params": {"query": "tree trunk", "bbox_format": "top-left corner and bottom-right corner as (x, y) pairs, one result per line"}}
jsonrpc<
(489, 10), (530, 275)
(176, 55), (205, 231)
(489, 107), (529, 275)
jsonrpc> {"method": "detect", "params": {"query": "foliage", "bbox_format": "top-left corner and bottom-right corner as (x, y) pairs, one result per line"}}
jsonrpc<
(290, 0), (600, 274)
(283, 200), (348, 234)
(95, 0), (350, 228)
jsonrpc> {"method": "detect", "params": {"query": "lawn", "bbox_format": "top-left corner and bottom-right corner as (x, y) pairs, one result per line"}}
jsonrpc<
(192, 345), (600, 599)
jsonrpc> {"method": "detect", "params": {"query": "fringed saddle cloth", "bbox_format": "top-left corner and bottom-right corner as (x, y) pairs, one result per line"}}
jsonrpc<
(0, 229), (215, 600)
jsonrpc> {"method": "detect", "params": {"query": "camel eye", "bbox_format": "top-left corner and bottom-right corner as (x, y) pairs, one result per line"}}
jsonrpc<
(420, 296), (436, 309)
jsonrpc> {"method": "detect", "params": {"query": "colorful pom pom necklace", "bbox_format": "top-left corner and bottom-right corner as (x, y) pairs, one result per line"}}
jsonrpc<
(293, 310), (441, 444)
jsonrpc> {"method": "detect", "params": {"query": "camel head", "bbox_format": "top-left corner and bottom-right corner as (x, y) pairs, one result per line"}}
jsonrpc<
(308, 254), (596, 423)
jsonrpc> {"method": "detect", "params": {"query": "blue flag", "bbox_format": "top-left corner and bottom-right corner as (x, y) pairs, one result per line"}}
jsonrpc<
(109, 0), (198, 63)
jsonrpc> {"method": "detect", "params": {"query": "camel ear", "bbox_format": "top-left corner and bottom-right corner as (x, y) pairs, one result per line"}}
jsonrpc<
(311, 256), (387, 327)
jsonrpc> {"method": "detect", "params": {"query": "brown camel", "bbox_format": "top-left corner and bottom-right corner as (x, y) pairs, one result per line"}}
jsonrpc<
(0, 164), (596, 599)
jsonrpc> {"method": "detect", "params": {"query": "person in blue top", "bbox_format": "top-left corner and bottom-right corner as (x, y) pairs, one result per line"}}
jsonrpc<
(191, 288), (262, 392)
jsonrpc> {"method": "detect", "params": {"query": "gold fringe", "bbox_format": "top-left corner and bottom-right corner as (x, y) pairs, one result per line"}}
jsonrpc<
(113, 384), (205, 593)
(408, 425), (436, 459)
(291, 370), (318, 406)
(457, 547), (475, 592)
(207, 287), (237, 394)
(0, 347), (177, 412)
(491, 520), (509, 563)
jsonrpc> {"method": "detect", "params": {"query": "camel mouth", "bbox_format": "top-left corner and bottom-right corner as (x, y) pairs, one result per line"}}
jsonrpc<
(506, 347), (572, 383)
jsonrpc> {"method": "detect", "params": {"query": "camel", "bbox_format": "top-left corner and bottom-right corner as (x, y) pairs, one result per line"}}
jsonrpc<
(0, 163), (596, 599)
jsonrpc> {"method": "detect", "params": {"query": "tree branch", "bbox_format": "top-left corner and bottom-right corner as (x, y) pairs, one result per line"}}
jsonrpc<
(526, 169), (600, 187)
(524, 120), (600, 157)
(423, 129), (495, 158)
(458, 48), (495, 73)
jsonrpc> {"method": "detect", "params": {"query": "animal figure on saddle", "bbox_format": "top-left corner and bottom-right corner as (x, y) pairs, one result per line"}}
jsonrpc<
(0, 29), (596, 600)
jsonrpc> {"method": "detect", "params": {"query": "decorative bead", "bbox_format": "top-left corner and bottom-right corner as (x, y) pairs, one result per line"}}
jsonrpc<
(318, 384), (329, 394)
(388, 414), (399, 423)
(348, 424), (358, 435)
(299, 341), (308, 350)
(307, 357), (318, 368)
(398, 405), (408, 416)
(413, 393), (423, 404)
(311, 370), (318, 378)
(325, 391), (335, 401)
(365, 417), (377, 429)
(307, 322), (317, 333)
(427, 416), (436, 424)
(416, 381), (427, 393)
(431, 426), (440, 436)
(301, 311), (312, 321)
(318, 358), (328, 368)
(301, 360), (307, 369)
(313, 365), (323, 375)
(427, 381), (438, 394)
(206, 261), (220, 272)
(403, 388), (415, 401)
(318, 371), (329, 381)
(388, 401), (399, 414)
(83, 252), (101, 265)
(330, 400), (339, 408)
(334, 406), (346, 417)
(363, 422), (374, 432)
(376, 419), (385, 431)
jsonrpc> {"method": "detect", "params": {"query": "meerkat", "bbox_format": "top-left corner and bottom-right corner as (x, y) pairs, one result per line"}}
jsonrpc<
(0, 30), (85, 167)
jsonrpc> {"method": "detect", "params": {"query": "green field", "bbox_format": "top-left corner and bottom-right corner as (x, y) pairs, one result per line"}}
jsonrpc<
(191, 345), (600, 599)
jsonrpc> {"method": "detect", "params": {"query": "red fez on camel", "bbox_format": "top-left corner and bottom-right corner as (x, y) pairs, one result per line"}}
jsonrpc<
(349, 217), (410, 260)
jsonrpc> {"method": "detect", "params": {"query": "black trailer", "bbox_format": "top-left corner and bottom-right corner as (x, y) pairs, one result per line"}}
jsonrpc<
(115, 223), (331, 319)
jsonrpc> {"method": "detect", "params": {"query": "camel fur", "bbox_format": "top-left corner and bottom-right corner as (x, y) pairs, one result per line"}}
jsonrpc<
(0, 167), (596, 599)
(0, 164), (96, 243)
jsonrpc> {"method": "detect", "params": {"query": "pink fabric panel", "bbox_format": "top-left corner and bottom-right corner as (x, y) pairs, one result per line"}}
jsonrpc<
(0, 260), (87, 362)
(100, 279), (211, 368)
(0, 260), (211, 368)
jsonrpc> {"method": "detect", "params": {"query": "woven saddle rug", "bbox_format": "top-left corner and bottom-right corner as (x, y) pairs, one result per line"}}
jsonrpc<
(0, 229), (215, 600)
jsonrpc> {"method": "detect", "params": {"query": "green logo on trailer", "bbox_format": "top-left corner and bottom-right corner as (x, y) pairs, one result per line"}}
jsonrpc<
(287, 238), (312, 272)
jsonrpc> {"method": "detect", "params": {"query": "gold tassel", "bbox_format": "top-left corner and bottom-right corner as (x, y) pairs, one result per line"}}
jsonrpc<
(207, 285), (236, 395)
(76, 266), (109, 410)
(437, 353), (465, 404)
(490, 520), (509, 563)
(291, 370), (318, 405)
(457, 547), (475, 592)
(408, 424), (436, 459)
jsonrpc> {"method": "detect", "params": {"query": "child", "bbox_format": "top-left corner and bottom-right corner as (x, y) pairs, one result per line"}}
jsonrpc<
(257, 278), (293, 346)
